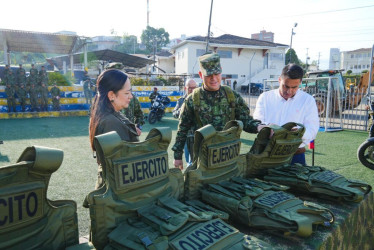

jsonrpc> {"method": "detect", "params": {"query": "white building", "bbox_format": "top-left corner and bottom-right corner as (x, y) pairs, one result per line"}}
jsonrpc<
(329, 48), (341, 69)
(340, 48), (372, 74)
(171, 34), (288, 87)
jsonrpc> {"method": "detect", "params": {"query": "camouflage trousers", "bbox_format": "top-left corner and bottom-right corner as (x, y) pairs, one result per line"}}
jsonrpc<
(7, 97), (16, 112)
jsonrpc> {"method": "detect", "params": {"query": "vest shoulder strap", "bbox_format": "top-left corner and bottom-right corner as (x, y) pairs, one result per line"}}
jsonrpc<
(17, 146), (63, 174)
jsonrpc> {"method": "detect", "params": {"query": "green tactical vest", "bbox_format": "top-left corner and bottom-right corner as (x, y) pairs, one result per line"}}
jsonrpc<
(265, 164), (372, 202)
(246, 122), (305, 177)
(0, 146), (79, 249)
(201, 177), (335, 237)
(184, 120), (244, 200)
(192, 85), (236, 129)
(83, 128), (184, 250)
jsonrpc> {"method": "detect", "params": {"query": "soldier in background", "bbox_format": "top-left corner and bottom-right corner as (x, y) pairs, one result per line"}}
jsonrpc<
(51, 83), (61, 111)
(5, 83), (17, 113)
(16, 64), (26, 79)
(3, 64), (11, 78)
(83, 72), (93, 105)
(121, 95), (144, 136)
(149, 87), (160, 104)
(29, 84), (39, 112)
(17, 84), (28, 112)
(38, 66), (48, 86)
(172, 53), (265, 169)
(39, 83), (49, 111)
(4, 70), (16, 88)
(27, 66), (39, 88)
(17, 70), (27, 87)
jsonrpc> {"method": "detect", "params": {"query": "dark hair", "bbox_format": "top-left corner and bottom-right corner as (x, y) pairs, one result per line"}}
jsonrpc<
(89, 69), (128, 150)
(281, 64), (304, 80)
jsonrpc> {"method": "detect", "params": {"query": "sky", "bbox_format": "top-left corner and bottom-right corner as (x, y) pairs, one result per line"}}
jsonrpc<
(1, 0), (374, 69)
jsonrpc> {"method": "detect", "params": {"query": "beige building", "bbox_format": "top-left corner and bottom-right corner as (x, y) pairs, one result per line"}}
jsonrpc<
(340, 48), (372, 74)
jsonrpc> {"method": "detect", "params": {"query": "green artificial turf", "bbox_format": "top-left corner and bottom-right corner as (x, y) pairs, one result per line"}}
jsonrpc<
(0, 114), (373, 237)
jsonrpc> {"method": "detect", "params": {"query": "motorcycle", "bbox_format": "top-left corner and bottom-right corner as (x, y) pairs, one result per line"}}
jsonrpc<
(148, 95), (171, 124)
(357, 95), (374, 170)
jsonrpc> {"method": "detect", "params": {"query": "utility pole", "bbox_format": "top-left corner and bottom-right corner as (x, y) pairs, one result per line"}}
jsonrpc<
(147, 0), (149, 27)
(206, 0), (214, 53)
(289, 23), (297, 63)
(317, 52), (321, 70)
(305, 48), (310, 72)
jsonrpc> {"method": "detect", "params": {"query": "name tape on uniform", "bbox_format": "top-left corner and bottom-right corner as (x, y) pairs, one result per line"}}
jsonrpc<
(115, 153), (169, 190)
(208, 141), (241, 168)
(270, 142), (300, 158)
(170, 218), (238, 250)
(0, 188), (44, 229)
(311, 170), (342, 184)
(254, 191), (295, 209)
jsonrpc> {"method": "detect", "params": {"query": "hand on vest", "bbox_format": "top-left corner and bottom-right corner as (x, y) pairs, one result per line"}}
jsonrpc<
(174, 159), (183, 170)
(136, 127), (142, 136)
(257, 124), (274, 138)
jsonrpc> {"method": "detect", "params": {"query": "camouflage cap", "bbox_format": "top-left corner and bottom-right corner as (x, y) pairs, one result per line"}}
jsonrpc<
(198, 53), (222, 76)
(105, 62), (124, 70)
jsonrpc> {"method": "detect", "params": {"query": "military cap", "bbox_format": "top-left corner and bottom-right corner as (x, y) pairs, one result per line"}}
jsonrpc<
(105, 62), (124, 70)
(198, 53), (222, 76)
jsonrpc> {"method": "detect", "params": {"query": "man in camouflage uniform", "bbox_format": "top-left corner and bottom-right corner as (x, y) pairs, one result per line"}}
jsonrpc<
(16, 64), (26, 80)
(121, 95), (144, 135)
(4, 70), (16, 88)
(39, 83), (49, 111)
(5, 83), (17, 112)
(28, 84), (39, 112)
(28, 65), (39, 87)
(83, 71), (92, 105)
(17, 84), (28, 112)
(50, 83), (61, 111)
(149, 87), (160, 104)
(172, 53), (265, 169)
(17, 70), (27, 87)
(38, 66), (48, 86)
(3, 64), (11, 78)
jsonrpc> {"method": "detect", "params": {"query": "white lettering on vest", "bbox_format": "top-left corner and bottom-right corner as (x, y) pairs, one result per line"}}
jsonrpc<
(170, 219), (238, 250)
(209, 141), (241, 168)
(0, 188), (43, 229)
(116, 153), (169, 189)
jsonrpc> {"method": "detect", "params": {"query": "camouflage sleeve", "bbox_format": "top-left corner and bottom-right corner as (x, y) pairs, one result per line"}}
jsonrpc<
(172, 97), (195, 160)
(234, 91), (261, 133)
(133, 98), (145, 125)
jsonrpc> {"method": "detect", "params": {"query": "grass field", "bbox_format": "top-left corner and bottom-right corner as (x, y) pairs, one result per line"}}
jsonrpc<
(0, 114), (373, 237)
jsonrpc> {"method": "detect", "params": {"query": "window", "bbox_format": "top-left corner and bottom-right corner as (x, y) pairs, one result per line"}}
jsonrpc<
(270, 53), (283, 61)
(217, 50), (232, 58)
(358, 65), (361, 69)
(350, 54), (354, 58)
(354, 65), (357, 69)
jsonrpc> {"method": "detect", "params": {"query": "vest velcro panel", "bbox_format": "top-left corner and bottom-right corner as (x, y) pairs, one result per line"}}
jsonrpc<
(265, 164), (372, 202)
(184, 121), (243, 200)
(84, 128), (183, 249)
(0, 146), (78, 249)
(246, 122), (305, 177)
(201, 177), (334, 237)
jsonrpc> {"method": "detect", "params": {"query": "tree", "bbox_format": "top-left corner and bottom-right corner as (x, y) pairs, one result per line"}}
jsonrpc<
(347, 70), (352, 75)
(285, 48), (300, 65)
(114, 35), (140, 54)
(141, 26), (170, 53)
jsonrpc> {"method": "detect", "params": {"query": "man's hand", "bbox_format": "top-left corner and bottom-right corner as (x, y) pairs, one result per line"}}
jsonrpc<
(136, 127), (142, 136)
(257, 123), (274, 138)
(174, 159), (183, 170)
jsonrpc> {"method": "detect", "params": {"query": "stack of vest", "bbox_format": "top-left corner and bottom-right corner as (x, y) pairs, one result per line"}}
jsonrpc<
(245, 122), (372, 202)
(185, 121), (336, 237)
(84, 128), (273, 250)
(0, 146), (79, 249)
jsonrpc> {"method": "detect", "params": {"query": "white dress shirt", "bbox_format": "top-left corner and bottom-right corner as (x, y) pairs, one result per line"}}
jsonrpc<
(253, 89), (319, 147)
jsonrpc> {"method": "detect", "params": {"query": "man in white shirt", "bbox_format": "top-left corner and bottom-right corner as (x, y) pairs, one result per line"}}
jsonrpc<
(253, 64), (319, 165)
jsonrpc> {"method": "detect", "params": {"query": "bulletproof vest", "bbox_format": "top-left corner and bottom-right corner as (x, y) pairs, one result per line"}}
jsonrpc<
(246, 122), (305, 177)
(265, 164), (372, 202)
(107, 216), (275, 250)
(192, 86), (236, 129)
(184, 120), (244, 200)
(0, 146), (79, 249)
(201, 177), (335, 237)
(83, 128), (184, 250)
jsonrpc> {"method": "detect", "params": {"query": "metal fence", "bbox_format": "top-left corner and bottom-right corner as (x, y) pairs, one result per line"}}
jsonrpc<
(240, 81), (369, 132)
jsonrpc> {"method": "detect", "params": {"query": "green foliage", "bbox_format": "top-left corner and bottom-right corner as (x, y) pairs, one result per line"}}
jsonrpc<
(167, 76), (184, 87)
(48, 72), (74, 86)
(141, 26), (170, 53)
(130, 77), (150, 86)
(114, 35), (143, 54)
(362, 70), (368, 74)
(285, 48), (300, 65)
(346, 70), (352, 75)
